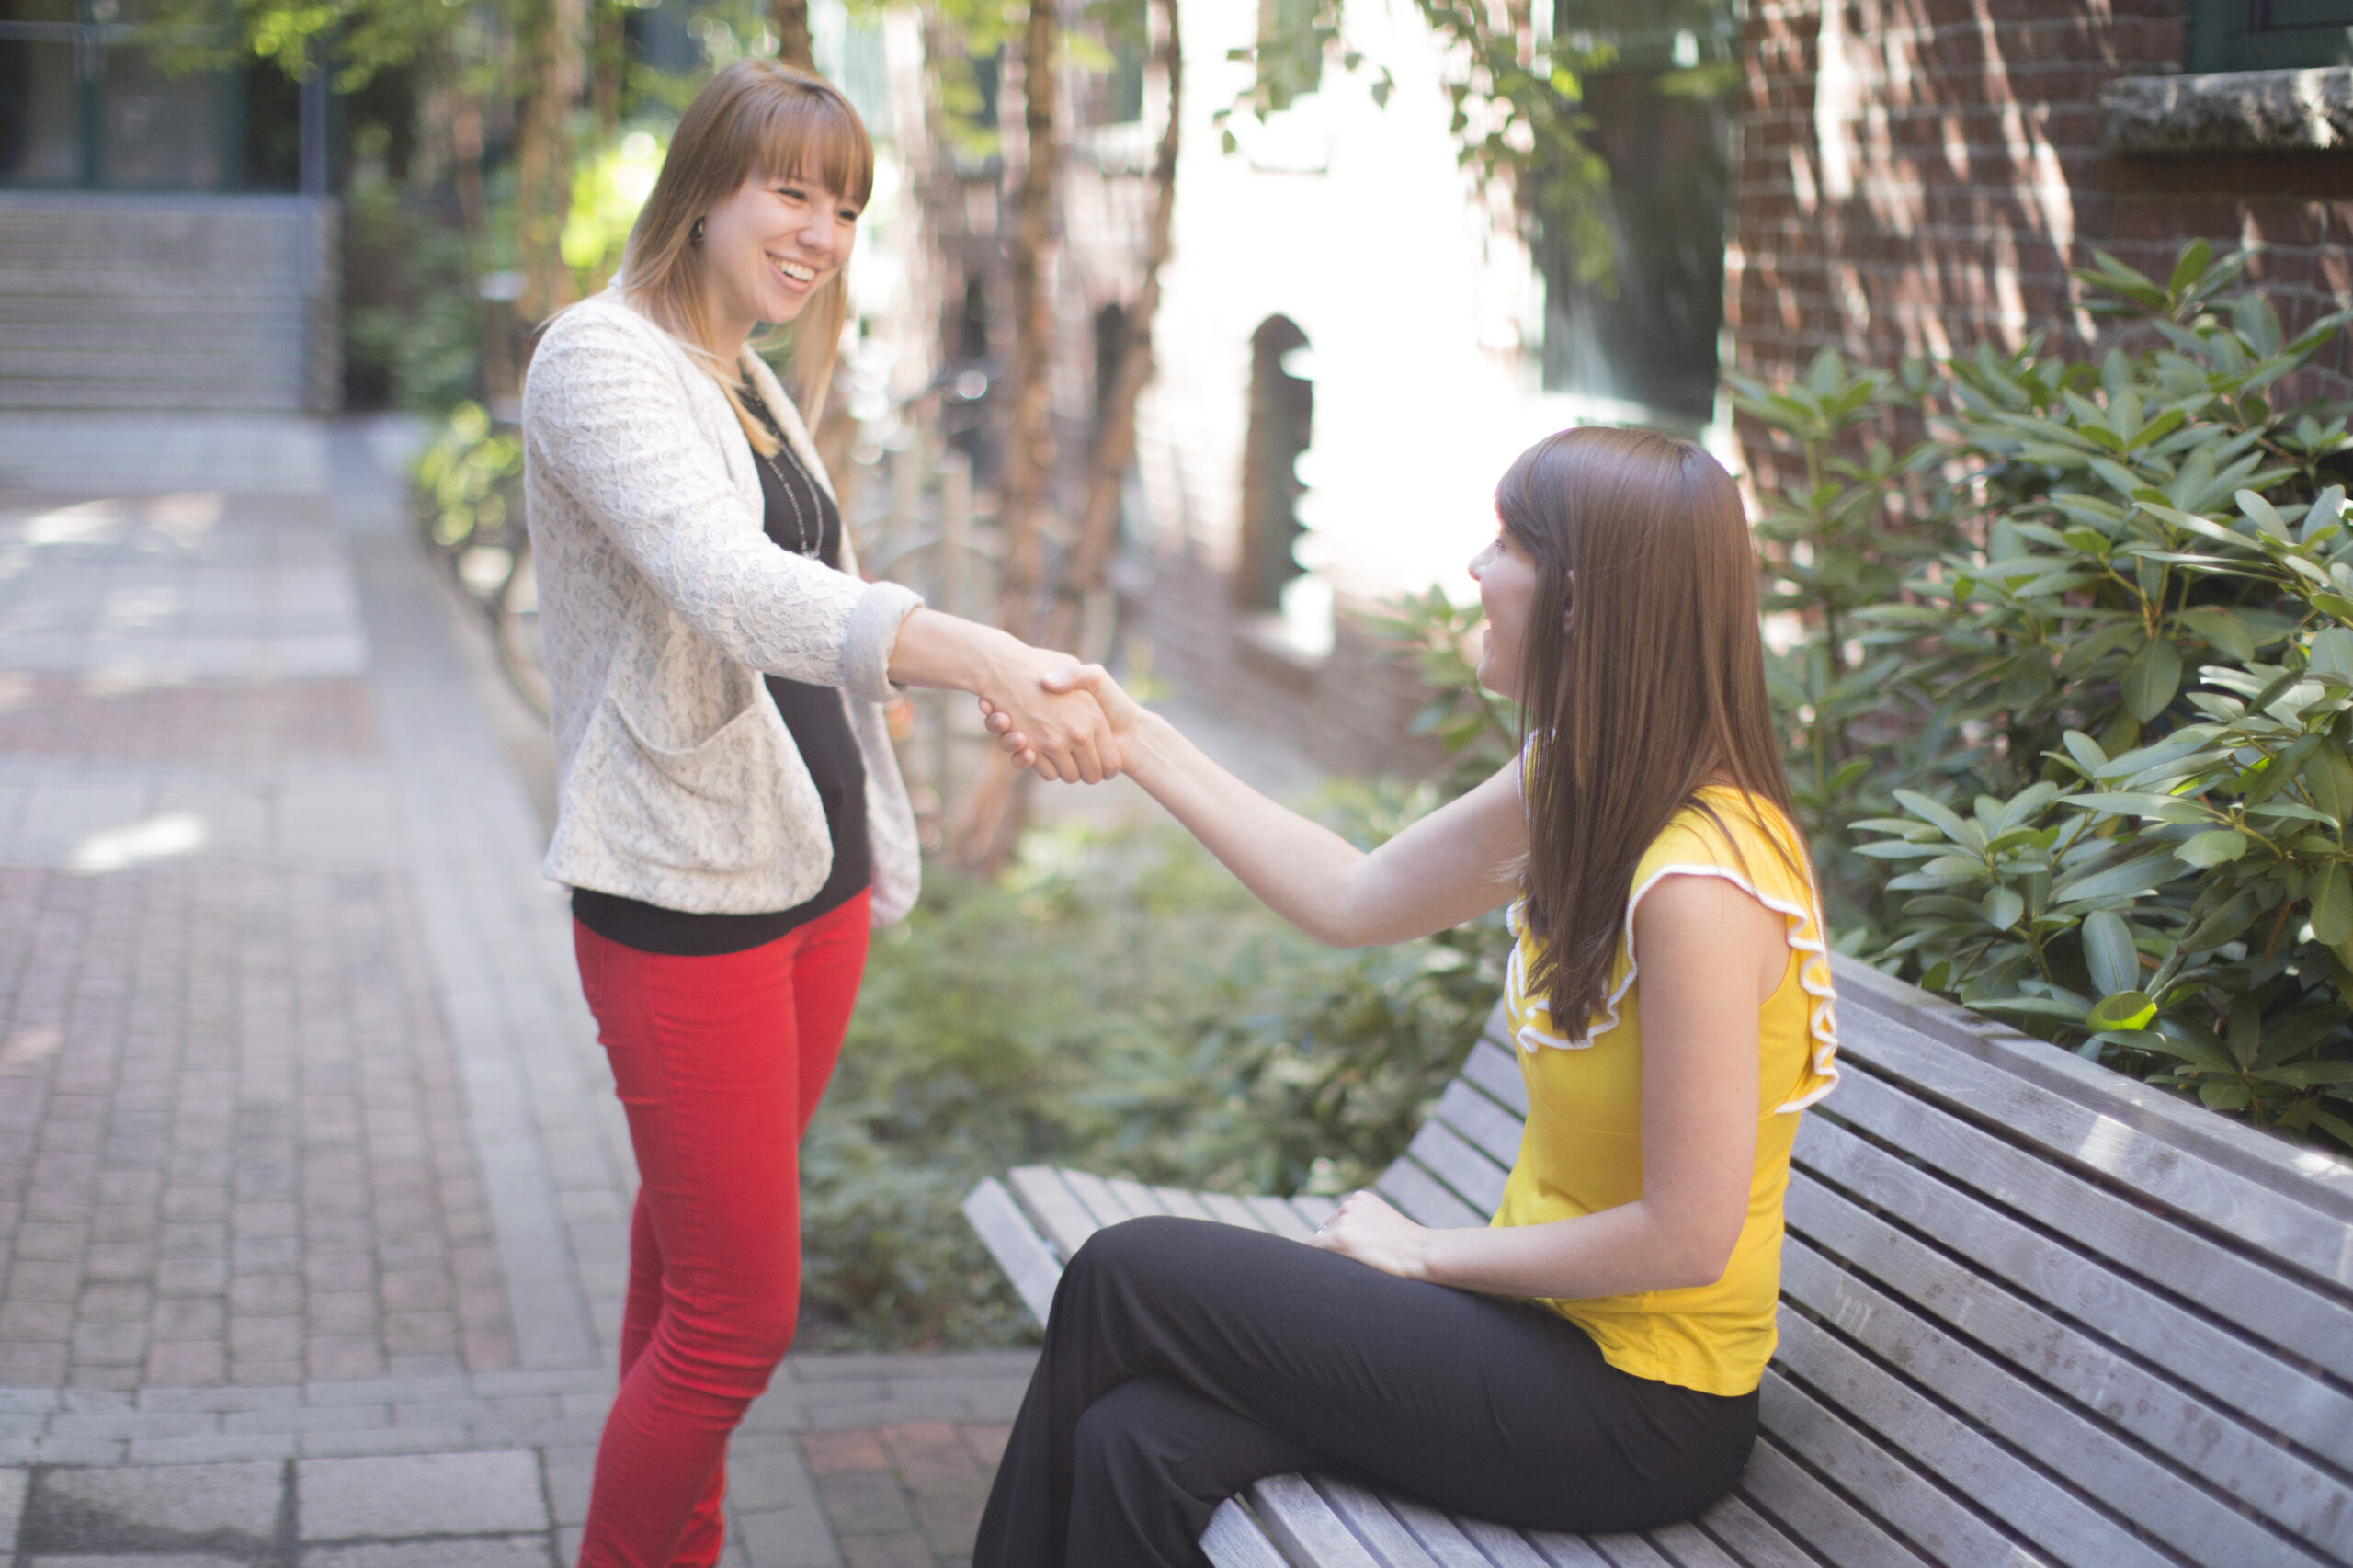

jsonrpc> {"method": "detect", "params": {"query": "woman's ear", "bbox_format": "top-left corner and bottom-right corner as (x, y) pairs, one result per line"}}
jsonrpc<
(1560, 570), (1576, 633)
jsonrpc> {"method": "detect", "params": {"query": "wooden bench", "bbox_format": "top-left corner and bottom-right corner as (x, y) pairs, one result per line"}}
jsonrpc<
(962, 955), (2353, 1568)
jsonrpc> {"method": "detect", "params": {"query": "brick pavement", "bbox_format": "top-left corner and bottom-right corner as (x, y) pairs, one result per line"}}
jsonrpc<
(0, 418), (1037, 1567)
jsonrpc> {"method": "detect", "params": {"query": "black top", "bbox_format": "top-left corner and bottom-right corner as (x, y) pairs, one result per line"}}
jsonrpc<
(571, 392), (871, 955)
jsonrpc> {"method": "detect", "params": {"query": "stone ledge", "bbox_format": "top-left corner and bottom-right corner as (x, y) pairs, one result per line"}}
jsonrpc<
(2102, 66), (2353, 153)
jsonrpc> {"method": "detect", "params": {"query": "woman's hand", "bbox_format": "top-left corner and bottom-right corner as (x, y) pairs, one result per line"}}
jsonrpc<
(1306, 1189), (1432, 1282)
(978, 645), (1125, 784)
(982, 663), (1144, 779)
(884, 609), (1120, 783)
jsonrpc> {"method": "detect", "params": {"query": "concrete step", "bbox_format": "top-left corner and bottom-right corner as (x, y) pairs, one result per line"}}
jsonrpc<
(0, 269), (313, 301)
(0, 376), (310, 412)
(0, 319), (310, 354)
(0, 338), (303, 369)
(0, 191), (334, 415)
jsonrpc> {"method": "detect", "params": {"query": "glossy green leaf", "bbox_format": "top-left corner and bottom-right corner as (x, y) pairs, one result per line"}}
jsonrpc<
(2176, 829), (2249, 868)
(1982, 885), (2025, 932)
(2121, 638), (2184, 722)
(2081, 909), (2140, 998)
(2314, 865), (2353, 947)
(2086, 990), (2157, 1031)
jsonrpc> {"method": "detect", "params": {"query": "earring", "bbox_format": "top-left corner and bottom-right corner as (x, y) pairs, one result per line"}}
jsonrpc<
(690, 217), (706, 244)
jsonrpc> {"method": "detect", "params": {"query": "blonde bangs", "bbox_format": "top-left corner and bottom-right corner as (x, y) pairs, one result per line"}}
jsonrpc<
(755, 88), (873, 209)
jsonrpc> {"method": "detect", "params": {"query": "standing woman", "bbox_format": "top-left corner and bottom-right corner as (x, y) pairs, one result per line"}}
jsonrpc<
(976, 426), (1838, 1563)
(523, 61), (1116, 1568)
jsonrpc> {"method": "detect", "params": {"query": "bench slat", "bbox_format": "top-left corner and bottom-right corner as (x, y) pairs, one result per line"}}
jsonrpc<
(1519, 1528), (1611, 1565)
(1316, 1476), (1446, 1567)
(1380, 1494), (1503, 1568)
(1060, 1167), (1141, 1227)
(1249, 1195), (1321, 1242)
(1755, 1380), (2042, 1568)
(1006, 1165), (1104, 1262)
(1784, 1165), (2351, 1556)
(1109, 1176), (1174, 1217)
(1205, 1496), (1293, 1568)
(1770, 1310), (2175, 1568)
(1400, 1119), (1509, 1214)
(1375, 1155), (1485, 1230)
(1292, 1193), (1338, 1230)
(1201, 1190), (1279, 1233)
(1585, 1534), (1677, 1568)
(1685, 1495), (1831, 1568)
(1449, 1513), (1552, 1567)
(1735, 1436), (1933, 1568)
(1831, 979), (2353, 1291)
(1779, 1234), (2316, 1568)
(1642, 1518), (1756, 1568)
(1154, 1184), (1219, 1221)
(1251, 1473), (1388, 1568)
(1832, 960), (2353, 1220)
(1462, 1036), (1530, 1118)
(960, 1176), (1061, 1324)
(1435, 1079), (1526, 1167)
(1824, 1065), (2353, 1388)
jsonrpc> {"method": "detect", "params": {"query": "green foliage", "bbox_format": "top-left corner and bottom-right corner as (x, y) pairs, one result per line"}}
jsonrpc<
(1359, 584), (1519, 796)
(344, 173), (483, 413)
(412, 401), (523, 551)
(1743, 242), (2353, 1148)
(801, 748), (1508, 1346)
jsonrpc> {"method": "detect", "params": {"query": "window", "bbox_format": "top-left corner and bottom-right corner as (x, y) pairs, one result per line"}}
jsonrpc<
(2185, 0), (2353, 73)
(1537, 0), (1737, 424)
(0, 0), (297, 189)
(1236, 314), (1312, 613)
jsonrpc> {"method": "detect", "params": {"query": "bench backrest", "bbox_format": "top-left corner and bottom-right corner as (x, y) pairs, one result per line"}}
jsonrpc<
(1376, 955), (2353, 1568)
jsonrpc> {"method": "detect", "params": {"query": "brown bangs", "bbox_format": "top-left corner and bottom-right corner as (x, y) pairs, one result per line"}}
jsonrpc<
(755, 88), (873, 209)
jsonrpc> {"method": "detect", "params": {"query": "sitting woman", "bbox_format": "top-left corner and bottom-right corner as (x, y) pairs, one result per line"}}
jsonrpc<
(972, 426), (1839, 1566)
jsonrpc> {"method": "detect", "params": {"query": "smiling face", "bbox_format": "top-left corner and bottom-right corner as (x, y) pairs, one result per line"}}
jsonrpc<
(698, 169), (859, 342)
(1469, 519), (1543, 702)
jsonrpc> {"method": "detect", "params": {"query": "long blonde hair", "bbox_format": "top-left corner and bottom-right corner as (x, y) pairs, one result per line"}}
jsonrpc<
(620, 60), (873, 451)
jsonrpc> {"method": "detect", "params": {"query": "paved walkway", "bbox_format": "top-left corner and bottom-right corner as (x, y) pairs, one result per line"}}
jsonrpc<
(0, 416), (1033, 1566)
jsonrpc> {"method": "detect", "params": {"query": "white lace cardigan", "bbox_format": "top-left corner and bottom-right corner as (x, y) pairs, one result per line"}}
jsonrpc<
(521, 287), (923, 924)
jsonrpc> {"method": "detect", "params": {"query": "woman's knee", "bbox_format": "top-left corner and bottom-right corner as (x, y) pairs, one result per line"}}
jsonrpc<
(1066, 1215), (1195, 1284)
(656, 1281), (801, 1384)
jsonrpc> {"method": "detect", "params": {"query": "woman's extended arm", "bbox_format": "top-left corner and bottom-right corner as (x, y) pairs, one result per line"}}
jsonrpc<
(1313, 872), (1778, 1297)
(1021, 665), (1527, 946)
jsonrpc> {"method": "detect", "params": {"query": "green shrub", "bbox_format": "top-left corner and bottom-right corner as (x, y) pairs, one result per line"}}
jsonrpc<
(798, 795), (1506, 1347)
(1734, 243), (2353, 1147)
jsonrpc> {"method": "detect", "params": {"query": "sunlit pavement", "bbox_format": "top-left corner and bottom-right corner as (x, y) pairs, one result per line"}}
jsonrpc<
(0, 416), (1032, 1567)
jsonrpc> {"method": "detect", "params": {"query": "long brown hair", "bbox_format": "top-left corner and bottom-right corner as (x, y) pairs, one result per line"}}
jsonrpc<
(619, 59), (872, 449)
(1503, 426), (1802, 1034)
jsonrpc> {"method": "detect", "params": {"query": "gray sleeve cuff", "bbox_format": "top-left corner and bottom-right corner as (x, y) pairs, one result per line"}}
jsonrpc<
(840, 580), (926, 703)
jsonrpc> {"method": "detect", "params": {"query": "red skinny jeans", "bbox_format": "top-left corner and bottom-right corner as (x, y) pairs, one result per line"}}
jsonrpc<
(571, 890), (871, 1568)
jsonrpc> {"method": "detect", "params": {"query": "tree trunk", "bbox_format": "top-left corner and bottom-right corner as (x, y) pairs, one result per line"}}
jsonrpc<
(995, 0), (1061, 644)
(514, 0), (586, 327)
(591, 0), (626, 139)
(1044, 0), (1181, 656)
(771, 0), (813, 71)
(949, 0), (1062, 873)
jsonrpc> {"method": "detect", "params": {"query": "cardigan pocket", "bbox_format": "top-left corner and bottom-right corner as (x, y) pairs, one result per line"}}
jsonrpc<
(593, 689), (824, 892)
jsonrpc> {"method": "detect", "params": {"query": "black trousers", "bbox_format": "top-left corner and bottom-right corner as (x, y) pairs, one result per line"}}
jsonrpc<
(972, 1215), (1758, 1568)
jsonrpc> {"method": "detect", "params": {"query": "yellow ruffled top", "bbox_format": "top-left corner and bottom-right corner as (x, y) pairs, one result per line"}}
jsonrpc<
(1490, 785), (1838, 1395)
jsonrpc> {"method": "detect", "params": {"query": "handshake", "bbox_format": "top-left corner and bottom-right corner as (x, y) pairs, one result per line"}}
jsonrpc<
(971, 654), (1141, 785)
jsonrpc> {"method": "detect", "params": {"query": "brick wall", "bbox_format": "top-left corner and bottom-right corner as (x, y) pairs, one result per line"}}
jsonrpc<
(1728, 0), (2353, 483)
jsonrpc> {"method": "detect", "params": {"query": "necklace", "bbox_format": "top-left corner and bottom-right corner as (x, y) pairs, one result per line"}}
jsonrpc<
(745, 393), (819, 559)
